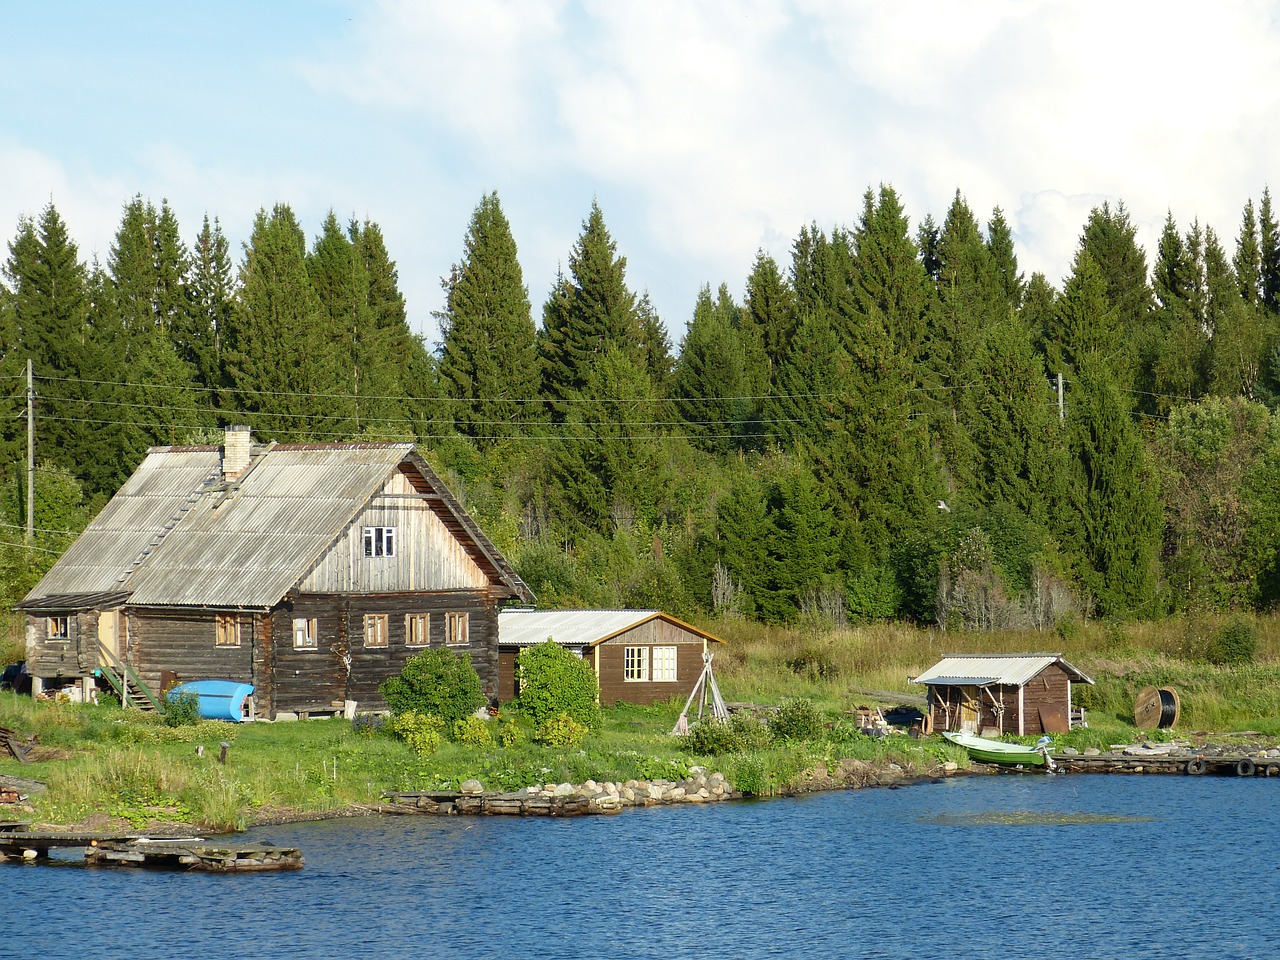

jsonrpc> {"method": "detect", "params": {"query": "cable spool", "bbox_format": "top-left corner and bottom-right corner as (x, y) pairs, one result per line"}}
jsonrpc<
(1134, 686), (1180, 730)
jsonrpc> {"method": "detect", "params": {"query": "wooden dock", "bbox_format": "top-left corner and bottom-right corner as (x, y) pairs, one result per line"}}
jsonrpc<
(1053, 751), (1280, 777)
(0, 830), (302, 871)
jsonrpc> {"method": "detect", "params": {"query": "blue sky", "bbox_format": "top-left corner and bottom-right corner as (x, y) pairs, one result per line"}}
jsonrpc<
(5, 1), (1280, 346)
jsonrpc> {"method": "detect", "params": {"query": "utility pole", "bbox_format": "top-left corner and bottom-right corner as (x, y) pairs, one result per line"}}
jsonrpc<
(1056, 372), (1065, 424)
(26, 357), (34, 542)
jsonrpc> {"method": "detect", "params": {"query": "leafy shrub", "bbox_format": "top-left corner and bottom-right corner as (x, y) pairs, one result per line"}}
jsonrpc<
(682, 712), (774, 755)
(1208, 618), (1258, 666)
(391, 711), (446, 756)
(533, 712), (588, 748)
(724, 753), (768, 796)
(769, 697), (823, 742)
(515, 641), (601, 730)
(380, 648), (485, 723)
(452, 715), (494, 747)
(164, 690), (201, 728)
(495, 720), (526, 748)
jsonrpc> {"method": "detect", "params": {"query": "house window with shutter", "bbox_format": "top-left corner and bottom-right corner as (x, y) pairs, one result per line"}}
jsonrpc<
(363, 526), (396, 557)
(215, 614), (241, 647)
(406, 613), (430, 647)
(364, 614), (388, 648)
(652, 646), (677, 682)
(445, 612), (468, 646)
(47, 616), (69, 641)
(624, 646), (649, 681)
(293, 617), (318, 650)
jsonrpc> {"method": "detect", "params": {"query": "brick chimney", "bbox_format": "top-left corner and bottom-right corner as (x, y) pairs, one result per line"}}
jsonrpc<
(222, 425), (251, 480)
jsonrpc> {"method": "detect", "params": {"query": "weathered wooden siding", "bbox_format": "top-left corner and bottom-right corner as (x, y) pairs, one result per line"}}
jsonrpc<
(498, 649), (519, 701)
(596, 621), (706, 705)
(126, 609), (257, 694)
(300, 471), (490, 595)
(1020, 664), (1070, 736)
(266, 590), (499, 716)
(25, 611), (99, 679)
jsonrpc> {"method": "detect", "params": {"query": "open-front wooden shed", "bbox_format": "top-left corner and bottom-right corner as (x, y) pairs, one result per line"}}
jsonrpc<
(910, 653), (1093, 737)
(497, 609), (725, 706)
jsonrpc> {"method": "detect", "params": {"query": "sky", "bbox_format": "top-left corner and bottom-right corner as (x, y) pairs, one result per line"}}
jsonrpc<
(4, 1), (1280, 347)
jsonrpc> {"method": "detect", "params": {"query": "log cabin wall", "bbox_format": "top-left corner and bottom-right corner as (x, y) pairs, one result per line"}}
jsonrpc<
(125, 608), (257, 694)
(269, 589), (498, 716)
(595, 620), (707, 705)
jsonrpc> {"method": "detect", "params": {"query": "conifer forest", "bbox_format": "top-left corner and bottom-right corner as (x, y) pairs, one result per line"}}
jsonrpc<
(5, 186), (1280, 631)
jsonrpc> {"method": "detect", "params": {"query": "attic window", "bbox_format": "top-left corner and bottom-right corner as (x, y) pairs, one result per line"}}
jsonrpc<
(47, 616), (69, 640)
(363, 526), (396, 558)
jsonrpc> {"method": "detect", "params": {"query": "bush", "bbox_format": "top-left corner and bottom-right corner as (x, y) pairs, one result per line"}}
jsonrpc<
(350, 713), (386, 738)
(391, 711), (446, 756)
(533, 712), (588, 748)
(452, 715), (493, 747)
(769, 697), (823, 742)
(495, 720), (526, 748)
(1208, 618), (1258, 666)
(515, 641), (601, 730)
(380, 648), (485, 723)
(682, 712), (774, 755)
(164, 690), (201, 728)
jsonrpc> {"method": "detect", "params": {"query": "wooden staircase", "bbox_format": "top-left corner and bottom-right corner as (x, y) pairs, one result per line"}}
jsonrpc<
(96, 643), (164, 712)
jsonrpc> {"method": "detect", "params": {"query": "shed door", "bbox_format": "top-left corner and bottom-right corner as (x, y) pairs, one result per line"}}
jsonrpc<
(99, 610), (120, 662)
(959, 686), (980, 734)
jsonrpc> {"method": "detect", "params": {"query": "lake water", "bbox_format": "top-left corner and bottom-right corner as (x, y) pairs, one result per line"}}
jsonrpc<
(4, 774), (1277, 959)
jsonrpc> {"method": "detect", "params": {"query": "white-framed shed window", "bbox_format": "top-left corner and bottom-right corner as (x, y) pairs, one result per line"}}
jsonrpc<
(364, 613), (389, 648)
(624, 646), (649, 681)
(652, 646), (677, 682)
(293, 617), (318, 650)
(47, 615), (70, 640)
(446, 612), (468, 646)
(363, 526), (396, 557)
(406, 613), (430, 647)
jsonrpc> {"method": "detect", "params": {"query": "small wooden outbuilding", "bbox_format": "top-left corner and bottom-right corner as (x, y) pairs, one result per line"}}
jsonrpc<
(497, 609), (725, 706)
(910, 653), (1093, 737)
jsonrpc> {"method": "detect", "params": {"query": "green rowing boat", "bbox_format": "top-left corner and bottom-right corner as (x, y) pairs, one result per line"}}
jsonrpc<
(943, 730), (1053, 767)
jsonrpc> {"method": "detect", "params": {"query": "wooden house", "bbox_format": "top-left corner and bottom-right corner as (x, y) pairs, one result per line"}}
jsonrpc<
(496, 609), (725, 706)
(16, 427), (533, 717)
(910, 653), (1093, 737)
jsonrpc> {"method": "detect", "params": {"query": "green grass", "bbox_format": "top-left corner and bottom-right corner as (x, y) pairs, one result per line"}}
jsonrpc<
(6, 611), (1280, 830)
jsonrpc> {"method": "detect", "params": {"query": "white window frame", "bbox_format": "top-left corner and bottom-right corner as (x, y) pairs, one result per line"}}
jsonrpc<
(293, 617), (318, 650)
(624, 646), (649, 682)
(652, 645), (678, 682)
(405, 613), (430, 647)
(47, 615), (69, 641)
(364, 613), (389, 648)
(445, 612), (468, 646)
(215, 613), (241, 647)
(363, 526), (396, 558)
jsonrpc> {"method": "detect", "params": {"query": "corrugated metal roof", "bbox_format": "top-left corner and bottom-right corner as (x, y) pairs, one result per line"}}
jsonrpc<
(23, 441), (532, 610)
(498, 609), (724, 648)
(911, 653), (1093, 687)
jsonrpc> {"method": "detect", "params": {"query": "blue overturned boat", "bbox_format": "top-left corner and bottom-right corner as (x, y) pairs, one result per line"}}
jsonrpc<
(167, 680), (255, 722)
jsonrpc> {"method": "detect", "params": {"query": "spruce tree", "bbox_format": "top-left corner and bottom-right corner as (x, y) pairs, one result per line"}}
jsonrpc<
(187, 214), (233, 391)
(986, 207), (1025, 310)
(538, 201), (644, 419)
(742, 250), (798, 386)
(671, 284), (747, 454)
(1234, 199), (1262, 306)
(222, 205), (346, 440)
(1260, 188), (1280, 313)
(438, 192), (541, 446)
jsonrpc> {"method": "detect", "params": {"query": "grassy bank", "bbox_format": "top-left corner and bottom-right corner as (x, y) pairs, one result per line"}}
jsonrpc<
(4, 613), (1280, 831)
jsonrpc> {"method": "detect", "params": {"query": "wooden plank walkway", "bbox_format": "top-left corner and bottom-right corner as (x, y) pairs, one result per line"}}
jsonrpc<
(1053, 751), (1280, 777)
(0, 831), (302, 871)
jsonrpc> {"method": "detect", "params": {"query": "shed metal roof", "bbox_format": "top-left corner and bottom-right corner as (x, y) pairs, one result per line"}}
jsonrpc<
(23, 441), (532, 610)
(498, 609), (725, 649)
(911, 653), (1093, 687)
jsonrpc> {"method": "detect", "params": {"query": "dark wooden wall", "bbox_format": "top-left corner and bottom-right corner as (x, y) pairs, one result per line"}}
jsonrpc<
(267, 589), (499, 717)
(1019, 664), (1071, 736)
(927, 665), (1073, 736)
(127, 608), (257, 694)
(25, 611), (98, 679)
(596, 623), (707, 706)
